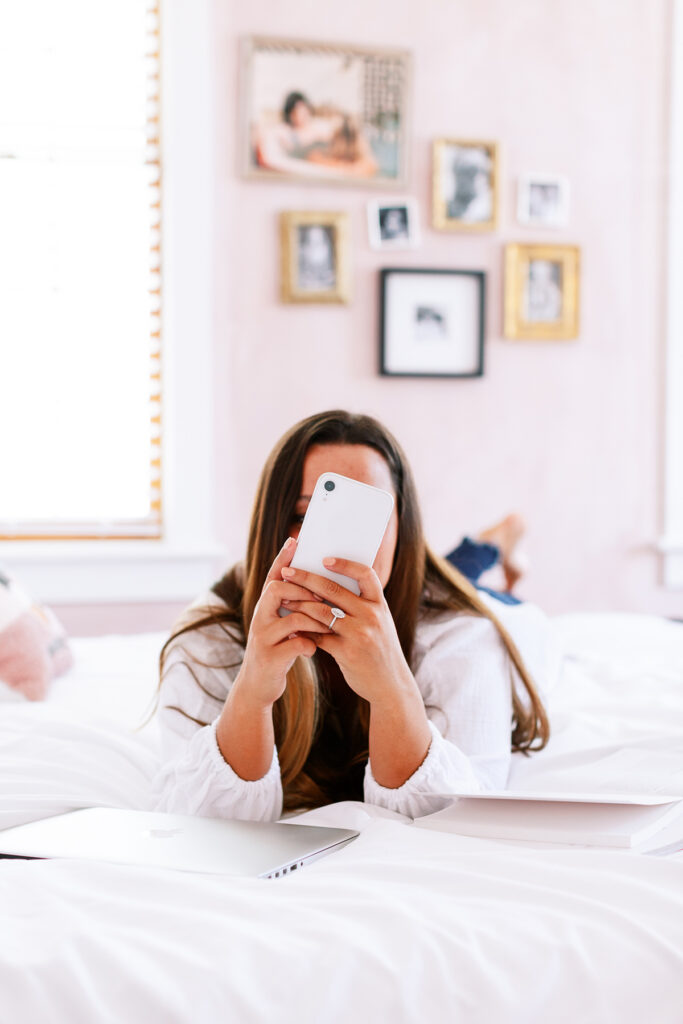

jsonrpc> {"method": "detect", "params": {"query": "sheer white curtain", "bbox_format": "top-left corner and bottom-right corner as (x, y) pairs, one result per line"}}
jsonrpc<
(0, 0), (161, 537)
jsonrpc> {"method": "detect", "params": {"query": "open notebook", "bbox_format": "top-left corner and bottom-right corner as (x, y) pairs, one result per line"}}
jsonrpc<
(412, 791), (683, 849)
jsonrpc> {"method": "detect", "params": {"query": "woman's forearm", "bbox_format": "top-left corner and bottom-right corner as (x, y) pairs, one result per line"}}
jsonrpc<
(368, 680), (432, 789)
(215, 678), (275, 781)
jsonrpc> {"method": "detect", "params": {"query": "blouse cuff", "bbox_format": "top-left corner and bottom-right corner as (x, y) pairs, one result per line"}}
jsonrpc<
(207, 718), (280, 784)
(152, 719), (282, 821)
(363, 720), (481, 819)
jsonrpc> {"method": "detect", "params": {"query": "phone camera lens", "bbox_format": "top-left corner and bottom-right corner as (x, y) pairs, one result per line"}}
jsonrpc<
(324, 480), (335, 492)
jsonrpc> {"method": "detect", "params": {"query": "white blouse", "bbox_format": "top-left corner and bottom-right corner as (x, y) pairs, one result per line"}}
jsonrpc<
(151, 591), (562, 821)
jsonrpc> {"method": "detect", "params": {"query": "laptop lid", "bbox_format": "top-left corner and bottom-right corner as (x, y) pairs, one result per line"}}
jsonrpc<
(0, 808), (359, 878)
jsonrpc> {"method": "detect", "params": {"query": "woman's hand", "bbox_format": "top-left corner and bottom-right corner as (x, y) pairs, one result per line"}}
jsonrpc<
(280, 558), (414, 707)
(281, 557), (432, 788)
(232, 538), (329, 710)
(217, 538), (327, 782)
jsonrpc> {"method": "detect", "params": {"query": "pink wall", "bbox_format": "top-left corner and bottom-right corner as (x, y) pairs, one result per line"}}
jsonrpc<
(60, 0), (679, 636)
(213, 0), (678, 617)
(56, 602), (186, 638)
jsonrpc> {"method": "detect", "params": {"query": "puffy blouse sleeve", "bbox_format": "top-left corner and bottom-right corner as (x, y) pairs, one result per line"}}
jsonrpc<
(151, 594), (283, 822)
(363, 599), (560, 819)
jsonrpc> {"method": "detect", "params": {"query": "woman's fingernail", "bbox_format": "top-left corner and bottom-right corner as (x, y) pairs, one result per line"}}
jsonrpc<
(281, 567), (295, 577)
(281, 599), (290, 606)
(283, 537), (294, 550)
(322, 557), (336, 567)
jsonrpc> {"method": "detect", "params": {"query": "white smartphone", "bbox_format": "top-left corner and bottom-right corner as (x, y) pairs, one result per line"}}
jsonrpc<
(282, 471), (395, 605)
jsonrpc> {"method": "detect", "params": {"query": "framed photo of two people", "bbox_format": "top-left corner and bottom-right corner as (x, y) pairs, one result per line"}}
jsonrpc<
(241, 36), (412, 188)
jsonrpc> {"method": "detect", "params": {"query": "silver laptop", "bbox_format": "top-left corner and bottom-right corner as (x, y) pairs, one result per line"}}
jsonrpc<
(0, 808), (359, 878)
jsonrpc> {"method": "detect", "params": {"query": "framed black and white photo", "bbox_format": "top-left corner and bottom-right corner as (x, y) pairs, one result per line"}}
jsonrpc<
(504, 244), (580, 340)
(379, 269), (485, 377)
(241, 36), (412, 188)
(367, 198), (420, 250)
(432, 139), (498, 231)
(280, 211), (350, 303)
(517, 174), (570, 227)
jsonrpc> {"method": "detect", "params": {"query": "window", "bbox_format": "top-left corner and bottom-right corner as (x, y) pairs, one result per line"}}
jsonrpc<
(0, 0), (162, 539)
(0, 0), (220, 604)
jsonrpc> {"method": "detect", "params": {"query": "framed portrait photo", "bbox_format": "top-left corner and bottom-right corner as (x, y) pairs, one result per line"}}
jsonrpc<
(380, 268), (485, 378)
(367, 197), (420, 250)
(241, 36), (412, 188)
(280, 211), (350, 304)
(517, 174), (570, 227)
(504, 244), (580, 340)
(432, 139), (498, 231)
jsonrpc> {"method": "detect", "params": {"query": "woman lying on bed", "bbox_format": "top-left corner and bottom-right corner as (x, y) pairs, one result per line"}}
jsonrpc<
(152, 410), (559, 821)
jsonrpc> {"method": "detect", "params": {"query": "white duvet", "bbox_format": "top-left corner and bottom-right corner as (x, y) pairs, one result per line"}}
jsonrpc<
(0, 614), (682, 1023)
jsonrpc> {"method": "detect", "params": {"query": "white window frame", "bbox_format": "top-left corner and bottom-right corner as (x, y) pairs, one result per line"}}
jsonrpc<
(660, 0), (683, 588)
(0, 0), (225, 603)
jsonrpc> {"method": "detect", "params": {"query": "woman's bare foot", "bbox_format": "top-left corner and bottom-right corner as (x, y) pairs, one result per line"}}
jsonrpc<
(478, 514), (527, 592)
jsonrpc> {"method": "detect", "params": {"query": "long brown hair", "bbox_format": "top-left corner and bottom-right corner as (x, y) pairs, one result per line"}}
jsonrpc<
(160, 410), (549, 811)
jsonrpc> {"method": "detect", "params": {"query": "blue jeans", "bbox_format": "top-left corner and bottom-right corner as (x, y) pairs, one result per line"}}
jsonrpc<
(445, 537), (522, 606)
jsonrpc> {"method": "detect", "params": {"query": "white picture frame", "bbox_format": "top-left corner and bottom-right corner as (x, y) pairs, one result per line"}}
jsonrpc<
(367, 198), (420, 250)
(517, 174), (570, 227)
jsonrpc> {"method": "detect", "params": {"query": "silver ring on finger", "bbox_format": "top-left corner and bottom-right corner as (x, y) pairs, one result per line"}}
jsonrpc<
(328, 606), (346, 632)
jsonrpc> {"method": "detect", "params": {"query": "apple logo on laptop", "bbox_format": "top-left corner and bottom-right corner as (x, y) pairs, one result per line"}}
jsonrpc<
(145, 828), (184, 840)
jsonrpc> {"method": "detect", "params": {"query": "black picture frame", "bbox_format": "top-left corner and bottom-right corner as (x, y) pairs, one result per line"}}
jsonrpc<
(379, 268), (485, 378)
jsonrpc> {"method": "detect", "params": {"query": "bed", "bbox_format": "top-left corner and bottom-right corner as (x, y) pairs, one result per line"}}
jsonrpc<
(1, 613), (682, 1023)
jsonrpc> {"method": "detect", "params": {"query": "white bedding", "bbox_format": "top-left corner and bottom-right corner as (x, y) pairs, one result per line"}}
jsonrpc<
(1, 613), (682, 1023)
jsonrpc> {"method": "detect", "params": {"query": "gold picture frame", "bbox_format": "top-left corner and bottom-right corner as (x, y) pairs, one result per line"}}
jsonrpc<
(432, 139), (499, 231)
(280, 211), (351, 304)
(504, 244), (580, 340)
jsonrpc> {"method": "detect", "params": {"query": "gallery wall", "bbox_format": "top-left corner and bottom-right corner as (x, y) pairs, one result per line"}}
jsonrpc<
(211, 0), (676, 617)
(56, 0), (678, 636)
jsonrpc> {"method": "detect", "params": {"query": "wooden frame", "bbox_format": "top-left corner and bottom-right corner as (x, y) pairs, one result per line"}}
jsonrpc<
(504, 244), (580, 340)
(379, 268), (485, 378)
(280, 211), (351, 304)
(432, 139), (499, 231)
(241, 35), (412, 188)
